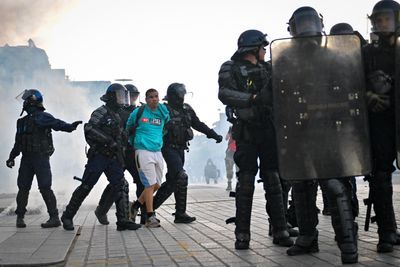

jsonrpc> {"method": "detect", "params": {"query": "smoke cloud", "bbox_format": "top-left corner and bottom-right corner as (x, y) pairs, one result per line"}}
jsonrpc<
(0, 0), (76, 45)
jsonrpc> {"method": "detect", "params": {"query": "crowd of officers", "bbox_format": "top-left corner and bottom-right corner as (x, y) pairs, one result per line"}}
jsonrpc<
(5, 0), (400, 264)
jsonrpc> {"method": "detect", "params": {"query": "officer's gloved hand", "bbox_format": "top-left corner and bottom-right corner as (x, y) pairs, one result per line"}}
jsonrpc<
(6, 158), (15, 168)
(366, 91), (390, 112)
(108, 141), (119, 152)
(251, 88), (271, 106)
(207, 130), (223, 143)
(71, 121), (83, 130)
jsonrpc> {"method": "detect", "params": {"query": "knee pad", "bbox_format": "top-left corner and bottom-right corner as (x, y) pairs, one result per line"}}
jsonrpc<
(176, 170), (188, 187)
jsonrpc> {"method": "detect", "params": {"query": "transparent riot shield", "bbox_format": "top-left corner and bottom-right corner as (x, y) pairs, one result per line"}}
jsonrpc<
(396, 36), (400, 169)
(271, 34), (371, 180)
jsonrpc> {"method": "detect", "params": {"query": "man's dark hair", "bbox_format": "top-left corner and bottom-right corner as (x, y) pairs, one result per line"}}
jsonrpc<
(145, 88), (158, 98)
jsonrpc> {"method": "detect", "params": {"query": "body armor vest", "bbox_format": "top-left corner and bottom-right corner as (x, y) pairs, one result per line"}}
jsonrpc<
(164, 104), (193, 148)
(17, 113), (54, 155)
(232, 61), (272, 125)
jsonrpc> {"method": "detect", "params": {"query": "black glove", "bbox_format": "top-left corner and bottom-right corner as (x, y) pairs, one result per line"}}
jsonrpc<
(252, 87), (271, 106)
(6, 158), (15, 168)
(366, 91), (390, 112)
(71, 121), (83, 130)
(207, 130), (223, 143)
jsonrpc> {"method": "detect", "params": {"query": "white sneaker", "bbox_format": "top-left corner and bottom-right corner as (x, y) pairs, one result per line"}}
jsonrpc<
(145, 215), (161, 228)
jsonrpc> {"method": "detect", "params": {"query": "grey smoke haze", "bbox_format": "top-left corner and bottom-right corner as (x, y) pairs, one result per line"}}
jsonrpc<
(0, 0), (76, 45)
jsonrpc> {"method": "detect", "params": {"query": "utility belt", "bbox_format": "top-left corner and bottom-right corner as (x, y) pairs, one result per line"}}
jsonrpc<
(164, 142), (188, 150)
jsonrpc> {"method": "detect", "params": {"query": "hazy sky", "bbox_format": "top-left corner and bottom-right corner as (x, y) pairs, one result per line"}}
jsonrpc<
(2, 0), (379, 124)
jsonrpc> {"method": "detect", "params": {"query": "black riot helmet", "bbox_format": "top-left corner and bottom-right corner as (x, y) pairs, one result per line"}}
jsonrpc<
(100, 83), (130, 107)
(165, 83), (186, 108)
(330, 23), (354, 34)
(232, 30), (269, 59)
(125, 84), (139, 95)
(369, 0), (400, 34)
(20, 88), (44, 110)
(288, 6), (324, 37)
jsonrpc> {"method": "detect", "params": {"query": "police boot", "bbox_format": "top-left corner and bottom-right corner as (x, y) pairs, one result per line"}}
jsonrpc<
(322, 179), (358, 264)
(114, 181), (141, 231)
(61, 184), (92, 231)
(287, 181), (319, 256)
(174, 171), (196, 223)
(264, 171), (293, 247)
(226, 181), (232, 191)
(139, 204), (148, 225)
(40, 188), (61, 228)
(370, 172), (397, 253)
(15, 189), (29, 228)
(95, 184), (116, 225)
(16, 216), (26, 228)
(234, 172), (255, 250)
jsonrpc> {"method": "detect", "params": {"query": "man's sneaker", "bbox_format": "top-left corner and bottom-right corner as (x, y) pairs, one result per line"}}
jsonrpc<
(145, 215), (161, 228)
(16, 216), (26, 228)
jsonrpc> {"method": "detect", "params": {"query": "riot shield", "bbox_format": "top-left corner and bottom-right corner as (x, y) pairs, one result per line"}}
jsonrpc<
(396, 36), (400, 169)
(271, 34), (371, 180)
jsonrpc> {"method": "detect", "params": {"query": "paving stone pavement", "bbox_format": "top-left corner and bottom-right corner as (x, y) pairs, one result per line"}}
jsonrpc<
(1, 178), (400, 266)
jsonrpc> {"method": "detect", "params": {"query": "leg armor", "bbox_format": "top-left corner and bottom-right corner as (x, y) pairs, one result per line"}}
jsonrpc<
(370, 171), (397, 252)
(234, 172), (255, 249)
(321, 179), (358, 264)
(287, 181), (319, 256)
(39, 188), (61, 228)
(15, 189), (29, 228)
(15, 189), (29, 217)
(153, 174), (176, 210)
(174, 170), (196, 223)
(263, 171), (293, 247)
(114, 180), (141, 231)
(95, 183), (115, 225)
(61, 183), (92, 230)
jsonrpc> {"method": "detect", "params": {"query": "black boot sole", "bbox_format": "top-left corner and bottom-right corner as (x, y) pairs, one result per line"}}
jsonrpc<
(287, 244), (319, 256)
(174, 217), (196, 224)
(341, 252), (358, 264)
(61, 216), (74, 231)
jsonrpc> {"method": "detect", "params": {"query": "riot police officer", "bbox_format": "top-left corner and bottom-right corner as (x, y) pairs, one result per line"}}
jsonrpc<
(218, 30), (293, 249)
(149, 83), (223, 224)
(6, 89), (82, 228)
(61, 83), (140, 231)
(94, 84), (146, 225)
(280, 7), (358, 264)
(363, 0), (400, 253)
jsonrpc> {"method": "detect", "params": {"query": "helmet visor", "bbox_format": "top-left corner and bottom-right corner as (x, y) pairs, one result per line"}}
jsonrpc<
(15, 89), (42, 103)
(371, 10), (396, 33)
(115, 90), (130, 106)
(290, 11), (323, 36)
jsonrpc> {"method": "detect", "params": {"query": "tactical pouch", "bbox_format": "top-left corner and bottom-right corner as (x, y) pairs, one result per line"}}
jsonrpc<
(185, 128), (194, 141)
(235, 107), (256, 121)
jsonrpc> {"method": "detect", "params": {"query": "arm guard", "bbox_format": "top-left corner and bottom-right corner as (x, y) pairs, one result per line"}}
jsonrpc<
(218, 61), (253, 108)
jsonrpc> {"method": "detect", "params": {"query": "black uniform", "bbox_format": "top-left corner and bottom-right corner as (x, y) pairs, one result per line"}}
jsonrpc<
(152, 102), (221, 222)
(95, 104), (145, 225)
(61, 103), (140, 231)
(363, 38), (398, 251)
(8, 105), (79, 228)
(218, 58), (291, 248)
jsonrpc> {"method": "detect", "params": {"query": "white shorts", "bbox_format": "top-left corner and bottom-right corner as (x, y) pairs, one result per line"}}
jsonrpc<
(135, 149), (164, 187)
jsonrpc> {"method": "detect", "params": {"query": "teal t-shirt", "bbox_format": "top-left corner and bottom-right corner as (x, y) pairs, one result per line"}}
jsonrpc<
(126, 103), (170, 152)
